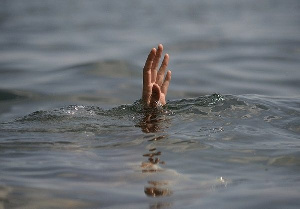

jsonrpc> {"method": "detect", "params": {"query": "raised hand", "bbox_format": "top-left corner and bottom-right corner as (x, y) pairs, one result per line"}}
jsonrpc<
(142, 44), (171, 108)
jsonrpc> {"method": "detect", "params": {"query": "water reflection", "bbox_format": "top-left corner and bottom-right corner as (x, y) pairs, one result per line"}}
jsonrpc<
(149, 202), (172, 209)
(139, 112), (166, 133)
(142, 146), (172, 198)
(144, 180), (172, 198)
(138, 112), (173, 202)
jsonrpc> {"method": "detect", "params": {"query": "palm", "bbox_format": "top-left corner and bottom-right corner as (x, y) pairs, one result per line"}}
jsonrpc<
(142, 44), (171, 108)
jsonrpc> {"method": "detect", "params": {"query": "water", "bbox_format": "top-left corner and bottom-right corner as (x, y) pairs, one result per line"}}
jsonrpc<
(0, 0), (300, 208)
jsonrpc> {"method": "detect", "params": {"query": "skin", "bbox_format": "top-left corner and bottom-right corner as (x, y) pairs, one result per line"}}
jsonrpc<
(142, 44), (171, 108)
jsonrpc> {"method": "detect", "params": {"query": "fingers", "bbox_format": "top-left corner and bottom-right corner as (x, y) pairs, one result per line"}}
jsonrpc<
(143, 48), (156, 87)
(156, 53), (169, 86)
(142, 44), (171, 107)
(150, 84), (161, 107)
(151, 44), (163, 83)
(161, 70), (171, 95)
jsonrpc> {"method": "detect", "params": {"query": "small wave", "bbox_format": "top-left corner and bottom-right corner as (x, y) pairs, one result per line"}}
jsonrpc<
(0, 89), (30, 101)
(59, 60), (140, 78)
(1, 94), (298, 141)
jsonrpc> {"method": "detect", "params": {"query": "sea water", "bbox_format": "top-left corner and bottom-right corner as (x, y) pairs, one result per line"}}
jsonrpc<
(1, 0), (300, 208)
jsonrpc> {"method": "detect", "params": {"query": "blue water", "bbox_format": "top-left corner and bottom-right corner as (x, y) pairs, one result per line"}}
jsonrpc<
(0, 1), (300, 208)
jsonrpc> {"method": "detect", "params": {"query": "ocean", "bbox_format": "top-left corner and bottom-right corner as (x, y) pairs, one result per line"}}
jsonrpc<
(0, 0), (300, 208)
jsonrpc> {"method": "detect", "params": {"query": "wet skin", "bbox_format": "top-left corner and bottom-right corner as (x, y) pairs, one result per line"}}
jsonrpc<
(142, 44), (171, 108)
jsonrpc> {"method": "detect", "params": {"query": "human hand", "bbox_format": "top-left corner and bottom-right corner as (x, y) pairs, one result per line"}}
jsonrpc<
(142, 44), (171, 108)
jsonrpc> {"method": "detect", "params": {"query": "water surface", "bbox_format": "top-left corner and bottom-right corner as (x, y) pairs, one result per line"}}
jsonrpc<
(0, 0), (300, 208)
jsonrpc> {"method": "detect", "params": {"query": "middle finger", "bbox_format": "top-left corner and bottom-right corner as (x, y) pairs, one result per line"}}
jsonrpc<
(151, 44), (163, 82)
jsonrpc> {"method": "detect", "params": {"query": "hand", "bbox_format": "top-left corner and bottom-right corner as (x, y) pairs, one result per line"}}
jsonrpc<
(142, 44), (171, 108)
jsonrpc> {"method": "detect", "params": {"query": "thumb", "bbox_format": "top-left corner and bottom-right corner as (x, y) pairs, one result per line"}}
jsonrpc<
(150, 84), (161, 107)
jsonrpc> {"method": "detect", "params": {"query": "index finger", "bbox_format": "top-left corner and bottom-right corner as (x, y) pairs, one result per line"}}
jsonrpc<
(143, 48), (156, 86)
